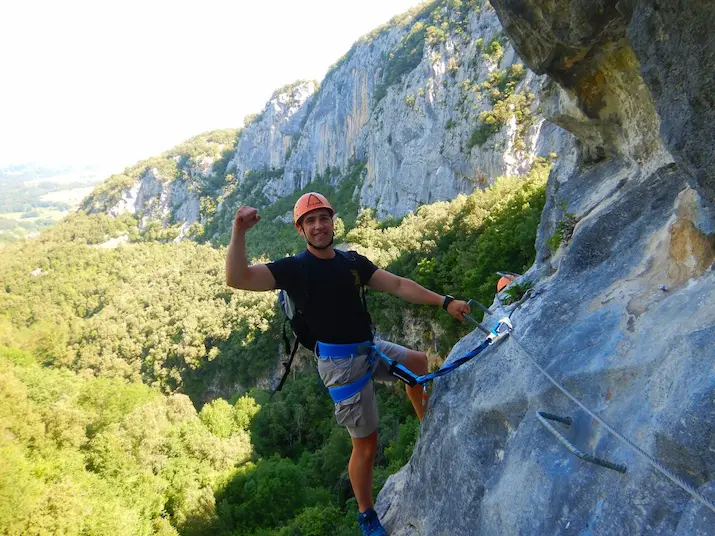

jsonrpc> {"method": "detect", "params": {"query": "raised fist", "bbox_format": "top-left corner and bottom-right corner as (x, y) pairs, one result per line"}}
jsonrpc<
(233, 206), (261, 231)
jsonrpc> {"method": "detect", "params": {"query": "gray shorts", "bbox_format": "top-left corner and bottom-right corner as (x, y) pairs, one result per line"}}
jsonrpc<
(315, 339), (410, 438)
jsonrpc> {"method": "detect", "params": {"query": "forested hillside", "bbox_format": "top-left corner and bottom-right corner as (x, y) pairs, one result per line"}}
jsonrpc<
(0, 155), (549, 534)
(0, 0), (559, 534)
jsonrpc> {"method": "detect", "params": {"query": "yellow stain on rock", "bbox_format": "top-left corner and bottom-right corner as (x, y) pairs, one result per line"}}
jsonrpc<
(668, 220), (715, 282)
(562, 48), (589, 70)
(577, 70), (607, 114)
(667, 188), (715, 282)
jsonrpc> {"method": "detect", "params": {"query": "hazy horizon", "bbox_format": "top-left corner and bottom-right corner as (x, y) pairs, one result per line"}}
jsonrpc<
(0, 0), (423, 173)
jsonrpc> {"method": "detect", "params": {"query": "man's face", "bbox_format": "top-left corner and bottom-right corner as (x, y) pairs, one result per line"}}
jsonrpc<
(299, 208), (334, 247)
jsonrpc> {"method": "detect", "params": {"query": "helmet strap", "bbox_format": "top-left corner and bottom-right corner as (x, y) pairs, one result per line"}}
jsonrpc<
(299, 224), (334, 250)
(307, 236), (334, 250)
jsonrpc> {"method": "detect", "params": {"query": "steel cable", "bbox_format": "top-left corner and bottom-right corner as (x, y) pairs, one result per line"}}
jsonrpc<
(494, 293), (715, 514)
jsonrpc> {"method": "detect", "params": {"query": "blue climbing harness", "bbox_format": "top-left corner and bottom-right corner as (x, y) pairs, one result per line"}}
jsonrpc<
(317, 317), (513, 403)
(316, 340), (374, 403)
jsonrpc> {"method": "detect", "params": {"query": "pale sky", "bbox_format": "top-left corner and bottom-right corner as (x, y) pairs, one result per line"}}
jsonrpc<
(0, 0), (423, 171)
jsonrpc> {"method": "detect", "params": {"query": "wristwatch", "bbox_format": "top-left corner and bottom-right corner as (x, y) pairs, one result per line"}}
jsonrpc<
(442, 295), (454, 311)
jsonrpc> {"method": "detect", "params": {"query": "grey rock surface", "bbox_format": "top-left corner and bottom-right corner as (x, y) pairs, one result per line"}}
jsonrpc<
(227, 81), (318, 182)
(489, 0), (715, 205)
(377, 1), (715, 534)
(378, 163), (715, 536)
(131, 167), (201, 237)
(625, 0), (715, 204)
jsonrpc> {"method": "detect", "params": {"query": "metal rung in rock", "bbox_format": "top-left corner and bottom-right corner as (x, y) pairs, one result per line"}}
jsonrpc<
(537, 411), (628, 474)
(464, 299), (492, 335)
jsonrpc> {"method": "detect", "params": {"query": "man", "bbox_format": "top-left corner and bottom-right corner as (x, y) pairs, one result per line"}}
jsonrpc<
(226, 192), (470, 536)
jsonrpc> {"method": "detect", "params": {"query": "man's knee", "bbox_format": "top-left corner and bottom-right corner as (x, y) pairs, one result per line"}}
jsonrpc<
(406, 350), (428, 375)
(351, 432), (378, 462)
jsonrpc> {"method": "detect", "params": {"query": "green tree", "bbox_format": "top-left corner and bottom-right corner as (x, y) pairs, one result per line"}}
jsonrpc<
(251, 373), (334, 460)
(200, 398), (238, 438)
(215, 456), (311, 532)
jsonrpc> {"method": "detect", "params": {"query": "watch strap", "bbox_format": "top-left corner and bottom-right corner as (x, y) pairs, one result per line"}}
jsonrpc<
(442, 295), (454, 311)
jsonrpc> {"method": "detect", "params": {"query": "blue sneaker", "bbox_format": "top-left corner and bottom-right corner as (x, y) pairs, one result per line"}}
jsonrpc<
(357, 508), (387, 536)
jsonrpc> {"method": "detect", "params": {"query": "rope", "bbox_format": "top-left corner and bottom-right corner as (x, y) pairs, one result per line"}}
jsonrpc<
(494, 293), (715, 514)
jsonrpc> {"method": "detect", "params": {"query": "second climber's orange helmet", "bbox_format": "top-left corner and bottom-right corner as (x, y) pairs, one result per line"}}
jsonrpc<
(293, 192), (334, 226)
(496, 274), (517, 293)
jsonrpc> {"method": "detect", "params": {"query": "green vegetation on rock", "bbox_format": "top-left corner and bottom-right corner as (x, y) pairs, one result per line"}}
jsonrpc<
(80, 130), (240, 214)
(548, 211), (578, 252)
(373, 0), (483, 104)
(466, 64), (532, 150)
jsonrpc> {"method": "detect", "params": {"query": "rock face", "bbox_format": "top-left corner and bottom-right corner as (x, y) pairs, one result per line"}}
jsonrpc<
(625, 0), (715, 204)
(109, 166), (205, 240)
(488, 0), (715, 204)
(95, 2), (569, 228)
(227, 81), (318, 182)
(223, 1), (567, 219)
(132, 169), (200, 231)
(377, 1), (715, 534)
(83, 130), (238, 239)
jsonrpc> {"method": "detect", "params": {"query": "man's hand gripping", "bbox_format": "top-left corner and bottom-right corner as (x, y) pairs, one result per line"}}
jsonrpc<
(446, 299), (471, 321)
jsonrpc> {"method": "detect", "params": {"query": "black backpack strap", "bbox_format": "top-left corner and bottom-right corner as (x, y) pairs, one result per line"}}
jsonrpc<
(272, 336), (300, 397)
(338, 250), (374, 334)
(292, 250), (310, 313)
(272, 250), (310, 397)
(281, 319), (291, 355)
(361, 284), (374, 336)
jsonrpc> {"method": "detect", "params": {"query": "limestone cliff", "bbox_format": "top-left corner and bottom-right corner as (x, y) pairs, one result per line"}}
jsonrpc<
(377, 1), (715, 534)
(80, 129), (238, 240)
(92, 0), (570, 231)
(227, 0), (565, 220)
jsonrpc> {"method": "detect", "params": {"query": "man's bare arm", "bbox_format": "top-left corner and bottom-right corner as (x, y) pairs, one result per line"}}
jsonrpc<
(225, 206), (277, 291)
(367, 269), (471, 321)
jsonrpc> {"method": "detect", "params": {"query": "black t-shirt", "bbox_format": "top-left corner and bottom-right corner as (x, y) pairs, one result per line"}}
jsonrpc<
(267, 249), (379, 344)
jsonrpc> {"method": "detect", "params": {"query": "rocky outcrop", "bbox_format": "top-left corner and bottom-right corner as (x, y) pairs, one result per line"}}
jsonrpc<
(277, 39), (399, 200)
(227, 81), (318, 181)
(377, 1), (715, 534)
(625, 0), (715, 204)
(134, 170), (196, 224)
(83, 130), (238, 239)
(226, 1), (570, 219)
(108, 166), (202, 239)
(488, 0), (715, 205)
(92, 2), (574, 229)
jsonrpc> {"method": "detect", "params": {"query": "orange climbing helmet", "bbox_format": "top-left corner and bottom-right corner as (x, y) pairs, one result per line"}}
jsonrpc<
(293, 192), (334, 226)
(496, 272), (518, 293)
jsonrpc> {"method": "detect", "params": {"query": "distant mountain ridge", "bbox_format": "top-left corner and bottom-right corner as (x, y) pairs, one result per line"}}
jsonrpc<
(79, 0), (570, 247)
